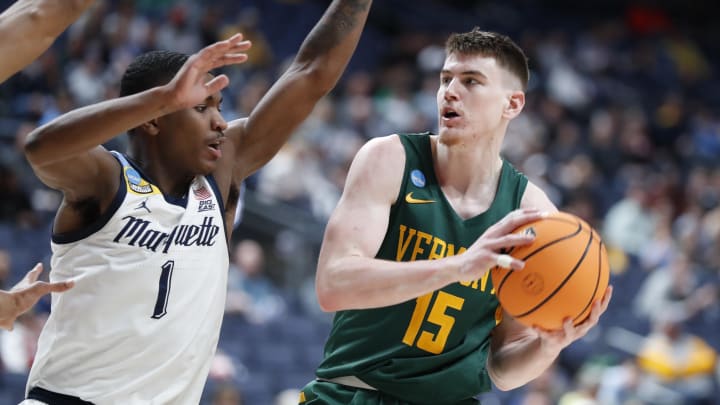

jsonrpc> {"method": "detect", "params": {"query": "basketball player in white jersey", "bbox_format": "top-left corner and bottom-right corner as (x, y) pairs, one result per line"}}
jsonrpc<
(0, 0), (97, 330)
(21, 1), (372, 403)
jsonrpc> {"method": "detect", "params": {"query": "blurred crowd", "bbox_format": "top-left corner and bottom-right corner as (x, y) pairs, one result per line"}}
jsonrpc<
(0, 0), (718, 404)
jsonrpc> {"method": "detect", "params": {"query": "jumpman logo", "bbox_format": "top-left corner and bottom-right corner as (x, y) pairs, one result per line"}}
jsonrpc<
(135, 198), (151, 213)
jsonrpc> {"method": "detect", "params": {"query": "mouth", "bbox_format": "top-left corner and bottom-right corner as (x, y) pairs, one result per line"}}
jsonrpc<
(441, 107), (461, 124)
(206, 137), (224, 159)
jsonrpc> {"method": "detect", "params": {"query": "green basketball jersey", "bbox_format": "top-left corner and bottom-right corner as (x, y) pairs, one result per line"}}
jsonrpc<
(316, 133), (528, 404)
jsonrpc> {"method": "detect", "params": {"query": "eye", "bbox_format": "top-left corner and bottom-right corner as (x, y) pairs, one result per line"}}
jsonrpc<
(464, 78), (479, 85)
(194, 105), (208, 113)
(440, 76), (451, 85)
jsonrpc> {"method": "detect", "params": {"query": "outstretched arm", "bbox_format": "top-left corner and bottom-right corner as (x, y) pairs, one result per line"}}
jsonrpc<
(0, 0), (94, 83)
(228, 0), (372, 180)
(0, 263), (73, 330)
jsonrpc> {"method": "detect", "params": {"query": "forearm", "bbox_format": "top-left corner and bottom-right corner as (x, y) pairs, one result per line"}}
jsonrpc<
(25, 86), (175, 166)
(0, 0), (94, 82)
(293, 0), (371, 92)
(316, 255), (458, 311)
(487, 334), (559, 391)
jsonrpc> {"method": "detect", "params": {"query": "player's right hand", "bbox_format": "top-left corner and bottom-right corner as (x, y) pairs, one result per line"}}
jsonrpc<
(453, 208), (543, 282)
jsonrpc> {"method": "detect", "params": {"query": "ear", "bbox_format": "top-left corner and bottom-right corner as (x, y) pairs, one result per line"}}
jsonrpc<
(503, 90), (525, 120)
(139, 118), (160, 136)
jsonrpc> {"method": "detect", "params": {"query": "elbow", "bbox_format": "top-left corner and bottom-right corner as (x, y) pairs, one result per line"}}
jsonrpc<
(289, 61), (339, 98)
(23, 129), (42, 162)
(23, 127), (52, 167)
(315, 272), (342, 313)
(487, 359), (522, 392)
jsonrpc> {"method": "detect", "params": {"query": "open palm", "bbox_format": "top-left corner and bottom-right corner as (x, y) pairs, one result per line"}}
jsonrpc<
(166, 33), (252, 110)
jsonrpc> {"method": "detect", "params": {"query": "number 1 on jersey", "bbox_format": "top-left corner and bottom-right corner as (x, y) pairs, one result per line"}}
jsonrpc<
(152, 260), (174, 319)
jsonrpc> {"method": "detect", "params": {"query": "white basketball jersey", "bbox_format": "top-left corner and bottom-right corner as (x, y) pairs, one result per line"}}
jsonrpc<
(27, 152), (229, 404)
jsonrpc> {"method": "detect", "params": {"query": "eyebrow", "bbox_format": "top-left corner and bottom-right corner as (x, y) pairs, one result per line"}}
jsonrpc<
(440, 69), (487, 78)
(205, 95), (224, 104)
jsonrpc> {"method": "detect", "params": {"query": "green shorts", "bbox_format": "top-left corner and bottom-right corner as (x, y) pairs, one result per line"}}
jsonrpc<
(299, 380), (480, 405)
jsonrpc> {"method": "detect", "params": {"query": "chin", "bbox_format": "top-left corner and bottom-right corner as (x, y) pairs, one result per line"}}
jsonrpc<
(437, 127), (464, 145)
(198, 162), (217, 176)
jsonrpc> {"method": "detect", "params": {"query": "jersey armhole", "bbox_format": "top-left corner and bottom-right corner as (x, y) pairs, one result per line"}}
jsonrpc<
(51, 152), (127, 244)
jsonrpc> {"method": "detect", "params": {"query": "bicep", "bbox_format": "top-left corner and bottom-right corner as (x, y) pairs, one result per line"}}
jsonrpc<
(317, 136), (405, 271)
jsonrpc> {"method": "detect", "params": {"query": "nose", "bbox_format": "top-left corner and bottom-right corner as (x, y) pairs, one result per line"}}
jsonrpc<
(212, 112), (228, 133)
(442, 78), (460, 101)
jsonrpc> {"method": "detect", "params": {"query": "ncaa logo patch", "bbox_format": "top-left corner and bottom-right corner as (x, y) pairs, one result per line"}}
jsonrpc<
(125, 167), (153, 194)
(126, 168), (142, 185)
(410, 170), (426, 188)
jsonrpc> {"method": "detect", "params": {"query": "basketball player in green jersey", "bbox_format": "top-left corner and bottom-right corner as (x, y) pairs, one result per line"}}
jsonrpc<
(300, 28), (613, 404)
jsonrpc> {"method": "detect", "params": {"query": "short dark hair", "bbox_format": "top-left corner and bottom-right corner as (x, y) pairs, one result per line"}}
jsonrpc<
(119, 50), (189, 97)
(445, 28), (529, 90)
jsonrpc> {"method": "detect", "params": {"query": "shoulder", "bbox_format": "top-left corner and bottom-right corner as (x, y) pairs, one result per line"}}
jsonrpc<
(520, 181), (558, 213)
(344, 134), (406, 203)
(225, 117), (248, 140)
(351, 134), (404, 171)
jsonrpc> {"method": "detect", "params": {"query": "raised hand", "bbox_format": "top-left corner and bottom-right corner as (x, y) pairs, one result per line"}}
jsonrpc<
(165, 33), (252, 111)
(454, 208), (544, 282)
(0, 263), (74, 330)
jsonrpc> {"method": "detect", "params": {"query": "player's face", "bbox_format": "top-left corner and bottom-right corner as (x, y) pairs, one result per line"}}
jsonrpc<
(159, 82), (227, 176)
(437, 52), (521, 142)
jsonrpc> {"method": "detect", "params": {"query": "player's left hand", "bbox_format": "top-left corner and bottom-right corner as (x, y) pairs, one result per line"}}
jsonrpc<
(0, 263), (74, 331)
(534, 285), (613, 353)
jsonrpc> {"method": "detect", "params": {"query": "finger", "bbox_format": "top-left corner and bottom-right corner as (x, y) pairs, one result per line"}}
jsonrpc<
(491, 253), (524, 270)
(209, 54), (249, 71)
(204, 74), (230, 95)
(484, 233), (535, 251)
(199, 36), (249, 61)
(486, 209), (545, 238)
(600, 285), (613, 311)
(228, 40), (252, 52)
(26, 262), (43, 283)
(24, 280), (73, 299)
(44, 280), (75, 293)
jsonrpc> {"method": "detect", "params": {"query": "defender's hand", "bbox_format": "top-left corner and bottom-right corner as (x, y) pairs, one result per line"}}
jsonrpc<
(165, 33), (252, 111)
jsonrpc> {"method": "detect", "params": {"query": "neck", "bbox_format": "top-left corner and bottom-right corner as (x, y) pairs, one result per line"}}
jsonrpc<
(432, 131), (505, 196)
(128, 143), (194, 198)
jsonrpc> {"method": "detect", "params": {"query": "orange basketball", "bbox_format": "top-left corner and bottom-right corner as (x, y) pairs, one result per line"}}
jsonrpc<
(490, 211), (609, 330)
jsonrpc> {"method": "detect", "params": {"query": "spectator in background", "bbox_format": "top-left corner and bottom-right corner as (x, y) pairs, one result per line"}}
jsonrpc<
(634, 252), (717, 323)
(636, 313), (717, 405)
(211, 382), (244, 405)
(0, 165), (36, 227)
(226, 239), (286, 324)
(603, 173), (662, 256)
(0, 310), (42, 373)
